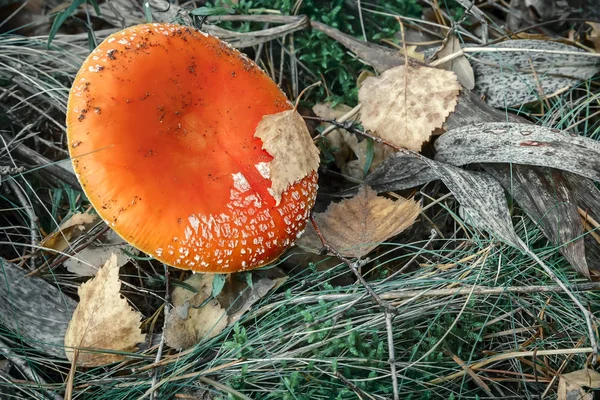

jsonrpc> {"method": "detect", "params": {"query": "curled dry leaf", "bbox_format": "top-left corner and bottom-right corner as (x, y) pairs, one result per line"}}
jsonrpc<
(40, 211), (99, 253)
(217, 268), (287, 326)
(64, 230), (139, 276)
(254, 109), (320, 205)
(587, 22), (600, 52)
(431, 34), (475, 89)
(164, 274), (228, 350)
(297, 185), (421, 258)
(359, 65), (460, 151)
(165, 269), (287, 349)
(64, 254), (145, 367)
(557, 368), (600, 400)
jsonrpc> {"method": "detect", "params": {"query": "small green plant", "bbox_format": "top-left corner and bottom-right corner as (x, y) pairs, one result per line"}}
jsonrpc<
(202, 0), (421, 104)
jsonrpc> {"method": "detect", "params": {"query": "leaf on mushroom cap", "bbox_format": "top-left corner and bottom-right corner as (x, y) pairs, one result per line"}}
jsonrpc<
(254, 110), (320, 205)
(66, 23), (319, 273)
(297, 185), (421, 258)
(64, 254), (145, 367)
(359, 65), (460, 151)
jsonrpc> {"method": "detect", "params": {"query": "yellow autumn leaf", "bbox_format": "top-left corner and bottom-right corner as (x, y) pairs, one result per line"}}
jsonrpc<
(40, 211), (99, 253)
(359, 65), (460, 151)
(64, 254), (145, 366)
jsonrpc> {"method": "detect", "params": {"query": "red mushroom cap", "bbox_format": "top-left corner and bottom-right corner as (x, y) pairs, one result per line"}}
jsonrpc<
(66, 23), (318, 273)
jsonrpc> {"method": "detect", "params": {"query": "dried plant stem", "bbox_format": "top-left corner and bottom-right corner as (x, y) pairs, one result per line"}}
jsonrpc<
(430, 49), (465, 67)
(308, 214), (399, 400)
(6, 178), (39, 262)
(385, 313), (399, 399)
(64, 349), (78, 400)
(431, 347), (594, 384)
(316, 103), (362, 138)
(0, 338), (63, 400)
(334, 371), (371, 399)
(148, 264), (171, 400)
(252, 281), (600, 318)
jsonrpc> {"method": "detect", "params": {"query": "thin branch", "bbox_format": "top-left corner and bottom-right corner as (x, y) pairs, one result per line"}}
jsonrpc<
(309, 214), (399, 399)
(148, 264), (171, 400)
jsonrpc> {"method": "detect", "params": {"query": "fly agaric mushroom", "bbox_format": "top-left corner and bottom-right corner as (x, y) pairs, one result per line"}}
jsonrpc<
(66, 23), (319, 273)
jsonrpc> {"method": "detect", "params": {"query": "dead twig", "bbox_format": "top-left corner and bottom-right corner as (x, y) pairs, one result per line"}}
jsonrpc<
(309, 214), (400, 400)
(148, 264), (171, 400)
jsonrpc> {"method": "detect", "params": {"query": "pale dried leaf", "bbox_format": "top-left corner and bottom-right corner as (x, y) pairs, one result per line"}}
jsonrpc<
(359, 65), (460, 151)
(558, 369), (600, 400)
(64, 254), (145, 366)
(40, 211), (99, 253)
(164, 274), (228, 350)
(432, 34), (475, 89)
(64, 230), (139, 276)
(404, 45), (425, 62)
(561, 369), (600, 388)
(587, 22), (600, 52)
(557, 377), (593, 400)
(254, 110), (320, 205)
(216, 268), (287, 326)
(297, 185), (421, 257)
(312, 103), (354, 170)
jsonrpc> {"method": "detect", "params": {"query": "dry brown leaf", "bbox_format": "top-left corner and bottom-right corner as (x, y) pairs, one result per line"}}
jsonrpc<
(164, 274), (228, 350)
(64, 254), (145, 367)
(64, 230), (139, 276)
(165, 269), (287, 349)
(359, 65), (460, 151)
(217, 269), (287, 326)
(40, 211), (99, 253)
(254, 110), (320, 205)
(297, 185), (421, 258)
(557, 368), (600, 400)
(587, 22), (600, 53)
(404, 45), (425, 62)
(433, 34), (475, 89)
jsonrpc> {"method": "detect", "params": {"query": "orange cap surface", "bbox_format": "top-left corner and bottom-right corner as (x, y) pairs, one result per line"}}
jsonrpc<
(67, 23), (317, 272)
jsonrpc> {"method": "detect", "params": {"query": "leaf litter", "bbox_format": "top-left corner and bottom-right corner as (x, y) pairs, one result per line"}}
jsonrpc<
(64, 254), (145, 367)
(297, 185), (421, 258)
(4, 5), (600, 399)
(358, 64), (460, 151)
(165, 269), (287, 349)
